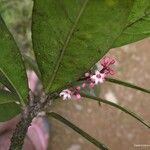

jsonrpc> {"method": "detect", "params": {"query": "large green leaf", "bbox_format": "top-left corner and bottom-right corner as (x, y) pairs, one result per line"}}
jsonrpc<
(113, 0), (150, 47)
(32, 0), (136, 92)
(127, 0), (150, 24)
(0, 16), (28, 105)
(0, 89), (21, 122)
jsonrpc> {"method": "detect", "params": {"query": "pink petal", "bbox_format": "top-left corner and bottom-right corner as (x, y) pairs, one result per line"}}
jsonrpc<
(82, 83), (86, 88)
(76, 94), (81, 99)
(89, 82), (95, 88)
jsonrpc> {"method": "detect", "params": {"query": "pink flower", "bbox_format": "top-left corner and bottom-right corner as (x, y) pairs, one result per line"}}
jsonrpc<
(59, 87), (82, 100)
(100, 56), (115, 75)
(104, 67), (115, 75)
(82, 83), (86, 88)
(59, 89), (72, 100)
(74, 94), (81, 99)
(76, 86), (81, 90)
(100, 56), (115, 68)
(85, 72), (90, 77)
(89, 82), (95, 88)
(59, 55), (116, 101)
(91, 70), (105, 84)
(76, 94), (81, 99)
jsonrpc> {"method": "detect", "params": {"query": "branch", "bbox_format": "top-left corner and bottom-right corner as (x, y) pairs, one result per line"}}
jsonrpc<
(9, 103), (40, 149)
(9, 91), (59, 150)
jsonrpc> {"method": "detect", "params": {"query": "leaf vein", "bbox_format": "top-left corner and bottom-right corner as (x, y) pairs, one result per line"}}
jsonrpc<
(46, 0), (89, 92)
(0, 68), (24, 105)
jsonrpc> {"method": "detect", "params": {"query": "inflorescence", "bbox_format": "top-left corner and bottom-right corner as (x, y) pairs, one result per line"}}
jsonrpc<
(59, 56), (115, 100)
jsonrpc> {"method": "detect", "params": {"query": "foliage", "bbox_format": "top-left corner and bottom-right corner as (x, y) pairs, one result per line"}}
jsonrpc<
(0, 0), (150, 149)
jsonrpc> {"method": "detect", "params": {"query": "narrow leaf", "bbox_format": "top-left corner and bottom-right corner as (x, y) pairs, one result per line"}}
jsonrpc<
(0, 15), (28, 105)
(81, 93), (150, 129)
(48, 112), (110, 150)
(105, 78), (150, 94)
(0, 89), (21, 122)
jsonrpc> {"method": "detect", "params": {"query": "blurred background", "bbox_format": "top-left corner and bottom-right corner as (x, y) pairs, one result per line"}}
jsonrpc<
(0, 0), (150, 150)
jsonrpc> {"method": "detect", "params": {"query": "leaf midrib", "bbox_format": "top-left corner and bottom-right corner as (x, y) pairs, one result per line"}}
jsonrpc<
(46, 0), (89, 92)
(0, 100), (18, 105)
(0, 68), (24, 105)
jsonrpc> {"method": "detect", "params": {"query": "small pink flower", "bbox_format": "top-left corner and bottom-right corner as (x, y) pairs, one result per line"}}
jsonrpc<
(82, 83), (86, 88)
(75, 94), (81, 99)
(99, 56), (115, 76)
(76, 86), (81, 90)
(89, 82), (95, 88)
(100, 56), (115, 68)
(71, 93), (81, 100)
(85, 72), (90, 77)
(104, 67), (115, 75)
(59, 55), (115, 101)
(59, 89), (72, 100)
(91, 70), (105, 84)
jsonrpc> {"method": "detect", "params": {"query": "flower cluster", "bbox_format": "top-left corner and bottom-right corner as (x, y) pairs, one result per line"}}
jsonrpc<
(59, 87), (81, 100)
(59, 56), (115, 100)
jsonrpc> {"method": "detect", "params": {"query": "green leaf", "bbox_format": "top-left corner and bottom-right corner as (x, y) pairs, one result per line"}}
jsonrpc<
(105, 78), (150, 94)
(113, 0), (150, 47)
(32, 0), (136, 92)
(127, 0), (150, 24)
(48, 112), (110, 150)
(0, 70), (16, 93)
(0, 16), (28, 105)
(81, 93), (150, 129)
(0, 89), (21, 122)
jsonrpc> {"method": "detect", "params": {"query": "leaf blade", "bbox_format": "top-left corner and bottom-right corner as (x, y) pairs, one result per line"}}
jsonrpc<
(45, 0), (89, 91)
(0, 89), (21, 122)
(105, 78), (150, 94)
(48, 112), (110, 150)
(81, 93), (150, 129)
(0, 15), (28, 105)
(32, 0), (134, 92)
(113, 0), (150, 47)
(0, 70), (16, 93)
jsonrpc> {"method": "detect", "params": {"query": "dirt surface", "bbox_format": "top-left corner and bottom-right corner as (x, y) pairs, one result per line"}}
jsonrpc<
(49, 38), (150, 150)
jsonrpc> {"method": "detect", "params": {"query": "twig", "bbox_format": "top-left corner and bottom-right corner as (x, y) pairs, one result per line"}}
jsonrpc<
(9, 91), (59, 150)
